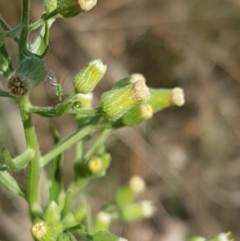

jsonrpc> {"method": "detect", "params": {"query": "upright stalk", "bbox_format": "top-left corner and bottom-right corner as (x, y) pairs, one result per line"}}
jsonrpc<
(19, 0), (30, 60)
(17, 96), (42, 221)
(18, 0), (42, 221)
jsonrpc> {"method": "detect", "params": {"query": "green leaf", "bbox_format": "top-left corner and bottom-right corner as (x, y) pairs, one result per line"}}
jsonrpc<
(30, 20), (54, 57)
(0, 170), (24, 197)
(61, 190), (73, 218)
(93, 231), (124, 241)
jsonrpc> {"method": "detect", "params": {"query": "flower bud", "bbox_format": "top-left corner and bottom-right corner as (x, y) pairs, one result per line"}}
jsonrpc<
(186, 232), (234, 241)
(73, 59), (106, 94)
(75, 151), (111, 178)
(57, 0), (97, 18)
(93, 231), (127, 241)
(31, 221), (47, 241)
(88, 157), (103, 174)
(8, 74), (32, 96)
(94, 211), (111, 232)
(129, 176), (146, 194)
(101, 78), (150, 121)
(120, 201), (156, 221)
(208, 232), (233, 241)
(148, 87), (185, 113)
(88, 152), (111, 177)
(122, 103), (153, 126)
(31, 221), (63, 241)
(113, 73), (146, 89)
(186, 238), (206, 241)
(114, 176), (146, 207)
(8, 56), (48, 97)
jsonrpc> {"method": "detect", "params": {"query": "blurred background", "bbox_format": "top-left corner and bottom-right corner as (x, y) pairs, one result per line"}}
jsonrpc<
(1, 0), (240, 240)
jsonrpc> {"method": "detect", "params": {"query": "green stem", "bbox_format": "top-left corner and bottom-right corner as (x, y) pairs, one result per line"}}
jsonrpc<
(0, 17), (19, 43)
(0, 16), (11, 31)
(41, 123), (111, 167)
(18, 0), (42, 221)
(19, 0), (30, 60)
(29, 10), (59, 31)
(0, 90), (12, 98)
(75, 141), (83, 163)
(83, 196), (93, 234)
(29, 105), (98, 118)
(83, 129), (110, 162)
(1, 148), (34, 171)
(67, 178), (88, 197)
(48, 129), (62, 204)
(17, 96), (42, 220)
(6, 24), (22, 41)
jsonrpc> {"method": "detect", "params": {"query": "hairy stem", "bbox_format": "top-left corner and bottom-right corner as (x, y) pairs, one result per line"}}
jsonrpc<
(17, 96), (42, 221)
(19, 0), (30, 60)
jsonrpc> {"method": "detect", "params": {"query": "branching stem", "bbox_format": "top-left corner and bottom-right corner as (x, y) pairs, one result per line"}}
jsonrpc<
(41, 123), (111, 167)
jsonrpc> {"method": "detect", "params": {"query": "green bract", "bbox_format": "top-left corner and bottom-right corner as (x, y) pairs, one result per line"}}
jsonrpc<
(114, 176), (146, 207)
(121, 103), (153, 126)
(120, 201), (155, 221)
(94, 212), (111, 232)
(100, 78), (150, 121)
(11, 55), (48, 94)
(44, 0), (57, 13)
(73, 59), (107, 94)
(17, 56), (47, 85)
(148, 87), (185, 112)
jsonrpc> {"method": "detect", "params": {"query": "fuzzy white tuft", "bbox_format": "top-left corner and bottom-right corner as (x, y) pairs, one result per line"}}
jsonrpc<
(78, 0), (98, 11)
(172, 87), (185, 106)
(141, 201), (156, 218)
(129, 176), (146, 194)
(90, 59), (107, 73)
